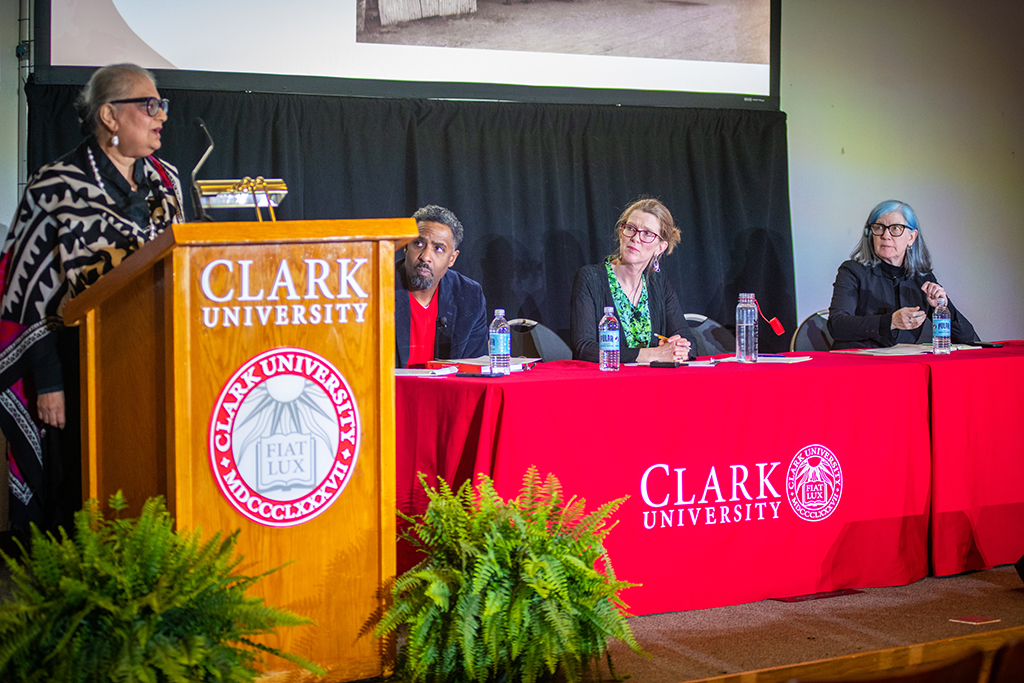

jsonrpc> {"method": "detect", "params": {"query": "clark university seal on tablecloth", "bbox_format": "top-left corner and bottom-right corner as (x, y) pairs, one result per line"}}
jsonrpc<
(208, 347), (360, 527)
(786, 444), (842, 522)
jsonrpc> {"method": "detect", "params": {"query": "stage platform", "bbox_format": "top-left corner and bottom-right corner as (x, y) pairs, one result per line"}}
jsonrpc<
(1, 535), (1020, 682)
(606, 565), (1023, 682)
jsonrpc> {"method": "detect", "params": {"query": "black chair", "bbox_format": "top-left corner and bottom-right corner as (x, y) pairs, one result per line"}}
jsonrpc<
(991, 640), (1024, 683)
(789, 649), (984, 683)
(508, 318), (572, 361)
(791, 309), (833, 352)
(684, 314), (734, 357)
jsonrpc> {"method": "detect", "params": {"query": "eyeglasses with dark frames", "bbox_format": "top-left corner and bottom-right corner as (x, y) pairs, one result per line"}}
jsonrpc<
(867, 222), (911, 237)
(620, 223), (661, 244)
(109, 97), (170, 117)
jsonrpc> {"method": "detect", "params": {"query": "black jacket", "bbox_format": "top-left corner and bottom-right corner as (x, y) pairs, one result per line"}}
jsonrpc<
(828, 260), (977, 349)
(569, 263), (697, 362)
(394, 259), (489, 368)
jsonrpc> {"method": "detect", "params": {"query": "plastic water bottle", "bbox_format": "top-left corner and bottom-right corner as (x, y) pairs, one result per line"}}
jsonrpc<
(736, 293), (758, 362)
(932, 297), (951, 355)
(488, 308), (511, 375)
(598, 306), (620, 371)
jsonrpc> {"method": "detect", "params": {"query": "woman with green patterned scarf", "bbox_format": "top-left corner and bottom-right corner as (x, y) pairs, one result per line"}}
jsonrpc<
(569, 198), (697, 364)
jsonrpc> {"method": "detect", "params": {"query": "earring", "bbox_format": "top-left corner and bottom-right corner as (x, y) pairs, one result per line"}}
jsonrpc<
(112, 134), (119, 147)
(652, 254), (661, 273)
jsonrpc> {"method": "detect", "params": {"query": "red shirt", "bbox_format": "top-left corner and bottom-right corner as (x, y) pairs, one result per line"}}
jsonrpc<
(408, 289), (439, 367)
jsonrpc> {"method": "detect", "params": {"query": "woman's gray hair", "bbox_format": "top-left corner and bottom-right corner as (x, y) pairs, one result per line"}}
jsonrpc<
(850, 199), (933, 276)
(74, 63), (157, 136)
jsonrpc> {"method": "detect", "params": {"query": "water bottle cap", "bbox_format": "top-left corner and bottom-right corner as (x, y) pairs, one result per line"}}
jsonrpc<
(604, 306), (614, 314)
(937, 297), (947, 306)
(494, 308), (505, 317)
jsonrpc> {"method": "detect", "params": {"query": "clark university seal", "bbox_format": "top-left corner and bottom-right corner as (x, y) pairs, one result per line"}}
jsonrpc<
(208, 347), (360, 527)
(786, 444), (843, 522)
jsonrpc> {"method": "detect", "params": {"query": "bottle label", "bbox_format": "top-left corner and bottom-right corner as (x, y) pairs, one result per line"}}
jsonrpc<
(934, 319), (951, 338)
(489, 332), (510, 355)
(599, 330), (618, 351)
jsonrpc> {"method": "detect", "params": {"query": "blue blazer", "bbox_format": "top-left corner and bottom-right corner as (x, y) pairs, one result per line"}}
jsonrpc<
(394, 259), (489, 368)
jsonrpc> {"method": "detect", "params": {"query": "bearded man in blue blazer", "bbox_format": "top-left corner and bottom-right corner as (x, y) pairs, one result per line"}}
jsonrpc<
(394, 205), (489, 368)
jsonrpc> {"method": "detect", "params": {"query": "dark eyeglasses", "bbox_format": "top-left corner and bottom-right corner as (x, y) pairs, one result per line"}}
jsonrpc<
(109, 97), (170, 117)
(620, 223), (661, 244)
(867, 222), (911, 237)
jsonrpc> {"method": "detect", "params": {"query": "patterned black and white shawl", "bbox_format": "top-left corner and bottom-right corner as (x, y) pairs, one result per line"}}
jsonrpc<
(0, 138), (184, 529)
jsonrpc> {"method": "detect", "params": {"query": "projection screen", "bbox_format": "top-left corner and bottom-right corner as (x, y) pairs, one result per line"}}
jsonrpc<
(38, 0), (779, 109)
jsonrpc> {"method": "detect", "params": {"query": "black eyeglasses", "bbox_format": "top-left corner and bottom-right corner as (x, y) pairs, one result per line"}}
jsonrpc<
(109, 97), (170, 117)
(620, 223), (661, 244)
(867, 222), (911, 237)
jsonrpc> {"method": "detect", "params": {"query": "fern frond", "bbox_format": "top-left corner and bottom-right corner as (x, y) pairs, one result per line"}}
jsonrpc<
(0, 492), (320, 682)
(378, 468), (643, 683)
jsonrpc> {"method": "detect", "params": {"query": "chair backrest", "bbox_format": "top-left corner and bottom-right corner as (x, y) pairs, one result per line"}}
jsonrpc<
(991, 640), (1024, 683)
(508, 319), (573, 362)
(685, 314), (734, 357)
(791, 309), (833, 352)
(790, 650), (984, 683)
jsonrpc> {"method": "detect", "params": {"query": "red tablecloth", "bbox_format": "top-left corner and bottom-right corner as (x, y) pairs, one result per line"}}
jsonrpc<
(919, 342), (1024, 575)
(397, 353), (933, 615)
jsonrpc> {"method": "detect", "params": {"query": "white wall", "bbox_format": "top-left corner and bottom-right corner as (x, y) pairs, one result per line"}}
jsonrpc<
(0, 0), (21, 236)
(782, 0), (1024, 340)
(0, 0), (21, 531)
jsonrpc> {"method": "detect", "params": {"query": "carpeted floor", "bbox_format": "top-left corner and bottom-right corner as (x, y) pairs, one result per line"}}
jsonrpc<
(598, 565), (1024, 682)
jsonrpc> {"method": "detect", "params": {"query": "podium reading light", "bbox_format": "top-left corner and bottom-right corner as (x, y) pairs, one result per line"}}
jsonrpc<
(196, 177), (288, 222)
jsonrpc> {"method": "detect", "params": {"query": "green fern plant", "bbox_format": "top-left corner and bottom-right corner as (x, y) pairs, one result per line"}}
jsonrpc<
(376, 466), (643, 683)
(0, 491), (324, 682)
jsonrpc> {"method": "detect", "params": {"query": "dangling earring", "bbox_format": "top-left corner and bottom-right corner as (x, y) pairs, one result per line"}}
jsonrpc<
(112, 134), (120, 147)
(652, 253), (661, 273)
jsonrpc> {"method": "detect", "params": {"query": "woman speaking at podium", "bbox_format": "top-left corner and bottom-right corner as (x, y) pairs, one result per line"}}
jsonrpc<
(570, 197), (696, 363)
(828, 199), (977, 349)
(0, 63), (184, 533)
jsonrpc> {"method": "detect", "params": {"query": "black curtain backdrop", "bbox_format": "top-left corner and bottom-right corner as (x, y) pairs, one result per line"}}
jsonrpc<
(25, 81), (796, 351)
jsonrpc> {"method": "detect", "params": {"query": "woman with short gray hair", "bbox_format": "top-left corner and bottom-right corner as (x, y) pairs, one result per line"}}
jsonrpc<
(828, 199), (977, 349)
(0, 63), (184, 534)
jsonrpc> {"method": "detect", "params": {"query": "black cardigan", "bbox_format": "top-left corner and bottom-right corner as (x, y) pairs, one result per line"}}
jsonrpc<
(569, 263), (696, 362)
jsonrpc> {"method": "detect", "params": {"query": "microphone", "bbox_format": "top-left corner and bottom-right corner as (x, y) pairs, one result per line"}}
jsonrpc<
(437, 317), (448, 329)
(190, 117), (214, 222)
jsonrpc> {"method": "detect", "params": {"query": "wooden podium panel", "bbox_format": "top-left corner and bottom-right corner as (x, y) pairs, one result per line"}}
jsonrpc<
(65, 219), (418, 681)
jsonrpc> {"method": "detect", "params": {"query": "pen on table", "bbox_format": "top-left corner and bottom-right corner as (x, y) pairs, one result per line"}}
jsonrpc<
(759, 354), (787, 358)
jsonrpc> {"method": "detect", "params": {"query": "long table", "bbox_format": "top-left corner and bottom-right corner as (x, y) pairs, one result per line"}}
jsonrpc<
(396, 353), (934, 615)
(919, 342), (1024, 575)
(822, 342), (1024, 576)
(395, 344), (1024, 615)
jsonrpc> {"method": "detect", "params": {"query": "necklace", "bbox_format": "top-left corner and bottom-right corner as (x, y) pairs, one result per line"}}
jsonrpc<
(626, 275), (644, 306)
(86, 146), (105, 192)
(88, 146), (158, 240)
(613, 262), (645, 306)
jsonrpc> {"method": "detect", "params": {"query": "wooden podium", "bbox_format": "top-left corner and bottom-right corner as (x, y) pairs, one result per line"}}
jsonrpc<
(63, 219), (418, 681)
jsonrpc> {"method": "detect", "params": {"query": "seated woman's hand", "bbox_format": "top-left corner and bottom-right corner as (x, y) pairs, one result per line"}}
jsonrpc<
(891, 306), (926, 331)
(663, 334), (692, 361)
(921, 282), (948, 308)
(637, 336), (691, 363)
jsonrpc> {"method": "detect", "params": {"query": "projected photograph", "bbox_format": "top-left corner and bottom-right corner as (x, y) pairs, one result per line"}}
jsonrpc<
(47, 0), (774, 105)
(356, 0), (770, 65)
